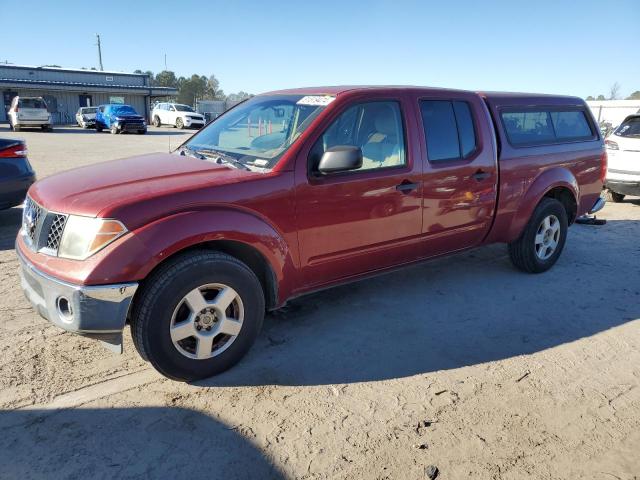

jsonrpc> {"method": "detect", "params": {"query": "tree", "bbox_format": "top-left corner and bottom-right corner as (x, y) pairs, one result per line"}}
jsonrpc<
(155, 70), (179, 88)
(227, 91), (252, 102)
(586, 96), (595, 101)
(596, 94), (606, 101)
(626, 91), (640, 100)
(206, 74), (225, 100)
(176, 74), (210, 105)
(608, 82), (621, 100)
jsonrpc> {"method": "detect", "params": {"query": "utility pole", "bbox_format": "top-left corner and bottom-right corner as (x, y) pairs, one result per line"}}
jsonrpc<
(164, 53), (167, 71)
(95, 34), (104, 71)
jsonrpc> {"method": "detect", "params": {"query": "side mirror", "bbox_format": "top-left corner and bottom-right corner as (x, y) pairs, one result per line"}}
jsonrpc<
(318, 146), (363, 174)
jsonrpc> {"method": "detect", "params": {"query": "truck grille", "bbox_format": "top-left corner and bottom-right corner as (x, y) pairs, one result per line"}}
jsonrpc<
(22, 196), (68, 255)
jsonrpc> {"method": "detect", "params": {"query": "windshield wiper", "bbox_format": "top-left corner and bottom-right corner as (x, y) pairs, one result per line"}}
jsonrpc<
(177, 144), (207, 160)
(192, 148), (251, 171)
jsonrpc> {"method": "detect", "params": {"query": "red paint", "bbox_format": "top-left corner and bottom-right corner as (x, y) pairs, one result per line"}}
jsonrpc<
(18, 86), (605, 308)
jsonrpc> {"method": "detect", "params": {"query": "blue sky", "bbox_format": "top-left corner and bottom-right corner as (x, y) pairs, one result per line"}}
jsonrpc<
(1, 0), (638, 98)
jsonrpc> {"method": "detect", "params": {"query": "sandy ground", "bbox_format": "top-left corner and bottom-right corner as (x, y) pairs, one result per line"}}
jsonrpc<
(0, 125), (638, 479)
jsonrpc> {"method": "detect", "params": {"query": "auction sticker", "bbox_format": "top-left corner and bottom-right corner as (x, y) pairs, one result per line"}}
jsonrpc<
(296, 95), (335, 106)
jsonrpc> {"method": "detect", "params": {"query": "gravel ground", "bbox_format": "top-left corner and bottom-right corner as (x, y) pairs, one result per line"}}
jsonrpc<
(0, 124), (638, 479)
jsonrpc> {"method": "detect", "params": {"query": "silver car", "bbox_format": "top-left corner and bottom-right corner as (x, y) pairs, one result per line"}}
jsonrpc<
(76, 106), (98, 129)
(8, 96), (52, 131)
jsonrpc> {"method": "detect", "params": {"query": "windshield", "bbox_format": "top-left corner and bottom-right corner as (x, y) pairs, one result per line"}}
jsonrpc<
(175, 104), (195, 112)
(615, 117), (640, 138)
(112, 105), (137, 115)
(183, 94), (333, 169)
(83, 107), (97, 114)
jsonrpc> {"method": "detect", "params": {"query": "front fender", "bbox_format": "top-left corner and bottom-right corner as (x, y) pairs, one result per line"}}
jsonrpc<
(85, 208), (297, 303)
(507, 167), (578, 241)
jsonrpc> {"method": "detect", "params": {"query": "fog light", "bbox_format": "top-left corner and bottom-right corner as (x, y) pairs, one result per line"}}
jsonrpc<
(56, 296), (74, 322)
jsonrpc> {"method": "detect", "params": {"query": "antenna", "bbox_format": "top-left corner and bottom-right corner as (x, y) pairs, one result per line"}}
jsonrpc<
(95, 34), (104, 71)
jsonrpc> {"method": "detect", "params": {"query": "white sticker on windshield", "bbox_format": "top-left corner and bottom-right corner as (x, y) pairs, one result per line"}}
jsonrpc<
(296, 95), (335, 106)
(253, 159), (269, 167)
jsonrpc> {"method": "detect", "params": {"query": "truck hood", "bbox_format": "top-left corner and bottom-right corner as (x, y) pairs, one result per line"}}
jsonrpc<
(29, 153), (262, 224)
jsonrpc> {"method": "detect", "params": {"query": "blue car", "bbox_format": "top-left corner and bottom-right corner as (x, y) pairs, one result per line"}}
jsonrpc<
(0, 138), (35, 210)
(95, 104), (147, 135)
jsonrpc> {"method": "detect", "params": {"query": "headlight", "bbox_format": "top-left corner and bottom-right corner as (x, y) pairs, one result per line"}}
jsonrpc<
(58, 216), (127, 260)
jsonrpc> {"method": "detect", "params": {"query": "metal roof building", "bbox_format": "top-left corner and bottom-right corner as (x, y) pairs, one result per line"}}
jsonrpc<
(0, 64), (177, 124)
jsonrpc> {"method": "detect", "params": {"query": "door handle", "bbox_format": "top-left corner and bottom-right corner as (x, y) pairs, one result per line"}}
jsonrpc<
(396, 181), (419, 193)
(472, 170), (491, 181)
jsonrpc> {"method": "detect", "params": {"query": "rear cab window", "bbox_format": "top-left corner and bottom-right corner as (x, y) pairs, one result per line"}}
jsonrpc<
(419, 100), (477, 162)
(501, 108), (595, 146)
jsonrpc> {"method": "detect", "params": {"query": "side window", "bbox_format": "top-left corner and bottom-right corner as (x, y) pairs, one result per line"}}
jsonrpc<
(550, 111), (592, 140)
(311, 101), (406, 172)
(501, 109), (595, 146)
(420, 100), (477, 162)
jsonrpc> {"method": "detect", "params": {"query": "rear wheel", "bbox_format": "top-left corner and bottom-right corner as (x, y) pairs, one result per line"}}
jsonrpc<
(176, 117), (184, 129)
(509, 197), (568, 273)
(130, 251), (265, 381)
(605, 189), (625, 203)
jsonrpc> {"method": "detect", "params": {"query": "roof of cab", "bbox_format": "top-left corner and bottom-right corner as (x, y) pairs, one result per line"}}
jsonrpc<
(260, 86), (587, 106)
(260, 85), (472, 96)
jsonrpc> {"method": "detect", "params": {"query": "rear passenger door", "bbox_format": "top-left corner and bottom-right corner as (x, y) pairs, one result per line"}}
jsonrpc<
(417, 93), (498, 253)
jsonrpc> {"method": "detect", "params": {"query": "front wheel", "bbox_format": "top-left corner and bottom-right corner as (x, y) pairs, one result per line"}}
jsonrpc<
(176, 117), (184, 129)
(508, 197), (568, 273)
(110, 124), (119, 134)
(95, 124), (103, 132)
(153, 116), (161, 127)
(130, 251), (265, 381)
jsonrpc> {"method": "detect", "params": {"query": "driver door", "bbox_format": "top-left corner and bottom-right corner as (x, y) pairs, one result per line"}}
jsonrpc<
(294, 94), (423, 288)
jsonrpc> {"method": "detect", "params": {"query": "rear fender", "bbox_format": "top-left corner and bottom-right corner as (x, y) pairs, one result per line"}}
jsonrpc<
(507, 167), (578, 241)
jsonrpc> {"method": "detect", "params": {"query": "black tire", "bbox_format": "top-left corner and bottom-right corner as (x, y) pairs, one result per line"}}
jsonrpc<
(137, 129), (146, 135)
(153, 116), (161, 127)
(176, 117), (184, 129)
(130, 250), (265, 381)
(13, 124), (20, 132)
(605, 189), (625, 203)
(110, 124), (119, 135)
(96, 124), (103, 133)
(508, 197), (568, 273)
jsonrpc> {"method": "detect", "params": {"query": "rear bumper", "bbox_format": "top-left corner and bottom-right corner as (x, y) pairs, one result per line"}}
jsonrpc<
(14, 119), (50, 126)
(606, 180), (640, 197)
(17, 246), (138, 352)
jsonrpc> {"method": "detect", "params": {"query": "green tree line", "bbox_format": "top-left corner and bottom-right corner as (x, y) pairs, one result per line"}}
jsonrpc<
(586, 82), (640, 101)
(133, 69), (252, 106)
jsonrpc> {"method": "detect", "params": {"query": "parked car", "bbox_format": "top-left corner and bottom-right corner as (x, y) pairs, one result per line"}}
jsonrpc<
(75, 106), (98, 129)
(16, 86), (605, 381)
(95, 104), (146, 134)
(7, 96), (52, 132)
(604, 114), (640, 202)
(0, 139), (35, 210)
(152, 103), (205, 129)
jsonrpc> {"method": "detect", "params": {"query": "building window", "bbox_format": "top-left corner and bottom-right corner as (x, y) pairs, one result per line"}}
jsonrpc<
(105, 76), (114, 82)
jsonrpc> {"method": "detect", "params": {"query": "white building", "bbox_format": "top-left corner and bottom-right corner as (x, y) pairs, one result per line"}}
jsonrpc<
(586, 100), (640, 128)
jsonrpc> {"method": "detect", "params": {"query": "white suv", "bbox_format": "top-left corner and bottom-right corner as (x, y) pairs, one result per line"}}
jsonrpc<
(8, 96), (52, 131)
(605, 114), (640, 202)
(151, 103), (205, 129)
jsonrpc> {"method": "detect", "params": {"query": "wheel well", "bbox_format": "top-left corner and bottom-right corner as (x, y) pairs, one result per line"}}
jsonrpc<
(544, 187), (577, 224)
(138, 240), (278, 311)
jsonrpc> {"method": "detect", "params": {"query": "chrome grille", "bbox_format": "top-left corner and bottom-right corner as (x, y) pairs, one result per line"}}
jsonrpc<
(45, 214), (67, 251)
(22, 196), (67, 256)
(22, 196), (44, 244)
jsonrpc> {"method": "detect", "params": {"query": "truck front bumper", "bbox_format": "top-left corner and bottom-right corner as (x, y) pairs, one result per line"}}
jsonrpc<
(17, 248), (138, 352)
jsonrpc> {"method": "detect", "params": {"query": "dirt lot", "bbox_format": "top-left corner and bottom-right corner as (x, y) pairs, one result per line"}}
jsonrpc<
(0, 125), (638, 479)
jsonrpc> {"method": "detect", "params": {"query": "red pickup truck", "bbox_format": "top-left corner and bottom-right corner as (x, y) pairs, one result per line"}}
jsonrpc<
(17, 86), (606, 381)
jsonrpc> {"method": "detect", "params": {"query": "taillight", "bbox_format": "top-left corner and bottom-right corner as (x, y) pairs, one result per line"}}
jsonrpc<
(605, 139), (619, 150)
(0, 144), (27, 158)
(600, 151), (608, 183)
